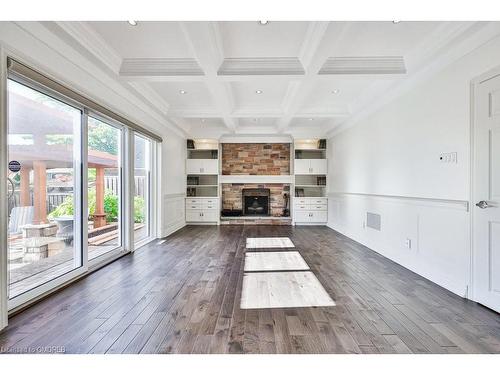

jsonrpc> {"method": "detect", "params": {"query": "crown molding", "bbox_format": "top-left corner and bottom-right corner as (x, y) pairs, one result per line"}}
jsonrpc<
(327, 21), (500, 139)
(12, 22), (186, 138)
(127, 81), (170, 115)
(55, 21), (122, 74)
(120, 58), (204, 77)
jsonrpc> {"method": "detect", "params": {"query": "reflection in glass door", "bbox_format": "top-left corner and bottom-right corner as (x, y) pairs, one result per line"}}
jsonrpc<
(133, 134), (151, 244)
(87, 116), (122, 260)
(6, 79), (83, 299)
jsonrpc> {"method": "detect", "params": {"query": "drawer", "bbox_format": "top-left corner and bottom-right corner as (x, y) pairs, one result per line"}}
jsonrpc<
(310, 198), (327, 205)
(294, 204), (308, 210)
(186, 203), (203, 210)
(204, 204), (218, 210)
(186, 198), (203, 204)
(294, 198), (308, 205)
(310, 204), (327, 211)
(203, 198), (218, 205)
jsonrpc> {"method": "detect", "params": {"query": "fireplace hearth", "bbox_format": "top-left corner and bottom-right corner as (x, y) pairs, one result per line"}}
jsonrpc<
(243, 188), (270, 216)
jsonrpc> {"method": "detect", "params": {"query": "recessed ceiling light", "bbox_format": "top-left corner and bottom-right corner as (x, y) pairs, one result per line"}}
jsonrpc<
(127, 21), (138, 26)
(392, 20), (401, 24)
(179, 90), (187, 94)
(255, 90), (263, 94)
(331, 89), (340, 94)
(258, 21), (269, 25)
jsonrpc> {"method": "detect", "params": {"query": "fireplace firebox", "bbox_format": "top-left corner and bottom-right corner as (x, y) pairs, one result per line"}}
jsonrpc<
(243, 188), (270, 216)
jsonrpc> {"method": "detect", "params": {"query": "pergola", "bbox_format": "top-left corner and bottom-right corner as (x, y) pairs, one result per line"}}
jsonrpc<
(8, 92), (118, 228)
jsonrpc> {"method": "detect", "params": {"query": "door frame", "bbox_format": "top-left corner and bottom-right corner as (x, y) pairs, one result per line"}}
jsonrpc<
(469, 65), (500, 303)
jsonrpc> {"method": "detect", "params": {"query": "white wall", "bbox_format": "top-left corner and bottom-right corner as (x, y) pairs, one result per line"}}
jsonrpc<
(159, 134), (187, 237)
(328, 33), (500, 298)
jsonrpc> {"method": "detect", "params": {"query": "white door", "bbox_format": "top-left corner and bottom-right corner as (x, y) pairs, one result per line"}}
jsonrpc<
(310, 159), (327, 174)
(294, 159), (310, 174)
(473, 71), (500, 312)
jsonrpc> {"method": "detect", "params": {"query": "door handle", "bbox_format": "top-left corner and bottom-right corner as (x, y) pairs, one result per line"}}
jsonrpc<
(476, 200), (493, 209)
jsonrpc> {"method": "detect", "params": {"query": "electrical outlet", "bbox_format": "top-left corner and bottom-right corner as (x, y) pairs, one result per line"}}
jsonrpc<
(439, 152), (458, 164)
(405, 238), (412, 249)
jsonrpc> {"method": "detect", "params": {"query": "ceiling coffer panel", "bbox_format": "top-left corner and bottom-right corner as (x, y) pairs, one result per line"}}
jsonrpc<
(119, 58), (205, 76)
(319, 56), (406, 75)
(218, 57), (305, 76)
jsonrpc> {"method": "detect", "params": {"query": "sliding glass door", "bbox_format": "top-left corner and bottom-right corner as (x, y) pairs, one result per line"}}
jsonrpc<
(6, 78), (84, 299)
(133, 134), (152, 244)
(87, 116), (123, 261)
(5, 60), (158, 309)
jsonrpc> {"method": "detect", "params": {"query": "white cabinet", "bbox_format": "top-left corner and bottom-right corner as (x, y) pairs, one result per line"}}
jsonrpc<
(294, 159), (327, 174)
(309, 159), (327, 174)
(186, 159), (219, 174)
(185, 198), (219, 223)
(294, 159), (310, 174)
(293, 197), (328, 224)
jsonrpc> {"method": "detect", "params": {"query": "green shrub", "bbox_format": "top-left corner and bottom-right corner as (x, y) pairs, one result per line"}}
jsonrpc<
(48, 189), (145, 223)
(134, 196), (145, 223)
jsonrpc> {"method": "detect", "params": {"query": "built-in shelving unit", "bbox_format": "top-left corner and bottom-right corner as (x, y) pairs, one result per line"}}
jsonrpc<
(293, 139), (328, 225)
(186, 139), (220, 224)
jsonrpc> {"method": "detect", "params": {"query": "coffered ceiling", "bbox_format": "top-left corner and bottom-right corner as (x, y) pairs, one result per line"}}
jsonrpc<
(54, 20), (496, 137)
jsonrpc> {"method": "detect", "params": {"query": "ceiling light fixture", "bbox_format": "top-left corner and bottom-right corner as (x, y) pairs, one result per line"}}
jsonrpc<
(308, 118), (314, 121)
(331, 89), (340, 94)
(255, 90), (263, 94)
(127, 20), (138, 26)
(179, 90), (187, 94)
(392, 20), (401, 24)
(258, 21), (269, 25)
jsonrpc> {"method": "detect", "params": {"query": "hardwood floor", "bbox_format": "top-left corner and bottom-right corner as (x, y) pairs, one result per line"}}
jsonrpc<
(1, 225), (500, 354)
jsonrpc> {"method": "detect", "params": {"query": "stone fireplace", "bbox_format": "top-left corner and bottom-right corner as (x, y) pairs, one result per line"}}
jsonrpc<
(220, 142), (292, 224)
(243, 188), (270, 216)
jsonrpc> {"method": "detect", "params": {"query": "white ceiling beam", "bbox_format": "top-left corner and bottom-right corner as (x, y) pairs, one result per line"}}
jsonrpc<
(180, 21), (238, 132)
(276, 22), (351, 133)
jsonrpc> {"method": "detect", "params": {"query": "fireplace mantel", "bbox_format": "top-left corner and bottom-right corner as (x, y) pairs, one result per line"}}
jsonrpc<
(219, 175), (293, 184)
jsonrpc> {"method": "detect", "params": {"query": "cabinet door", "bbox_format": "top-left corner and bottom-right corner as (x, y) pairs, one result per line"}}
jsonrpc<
(294, 210), (311, 223)
(202, 159), (219, 174)
(186, 210), (203, 222)
(203, 210), (219, 222)
(310, 211), (327, 223)
(186, 159), (204, 174)
(294, 159), (310, 174)
(310, 159), (327, 175)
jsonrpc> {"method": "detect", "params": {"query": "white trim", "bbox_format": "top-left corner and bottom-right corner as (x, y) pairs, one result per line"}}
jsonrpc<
(328, 192), (469, 211)
(469, 64), (500, 302)
(220, 175), (293, 184)
(0, 47), (8, 330)
(219, 135), (293, 144)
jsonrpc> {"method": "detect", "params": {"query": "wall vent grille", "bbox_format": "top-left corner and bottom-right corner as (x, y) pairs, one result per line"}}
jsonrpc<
(366, 212), (381, 231)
